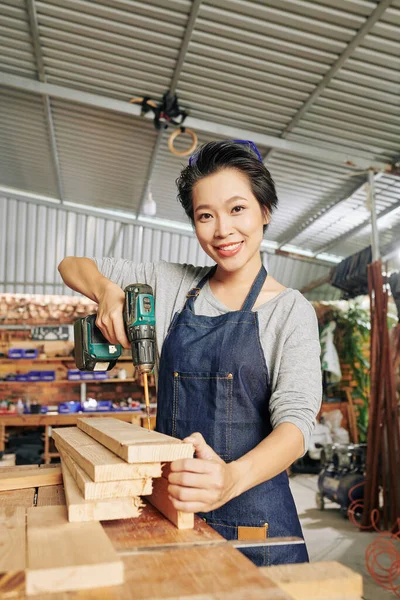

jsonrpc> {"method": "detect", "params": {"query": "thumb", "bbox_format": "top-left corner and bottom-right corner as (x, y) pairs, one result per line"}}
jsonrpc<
(183, 432), (223, 463)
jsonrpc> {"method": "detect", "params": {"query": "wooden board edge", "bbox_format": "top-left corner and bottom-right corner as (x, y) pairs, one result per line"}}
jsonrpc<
(61, 461), (144, 523)
(148, 475), (194, 530)
(0, 468), (62, 492)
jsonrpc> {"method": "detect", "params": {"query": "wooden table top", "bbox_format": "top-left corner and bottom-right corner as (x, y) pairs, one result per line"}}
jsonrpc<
(0, 466), (289, 599)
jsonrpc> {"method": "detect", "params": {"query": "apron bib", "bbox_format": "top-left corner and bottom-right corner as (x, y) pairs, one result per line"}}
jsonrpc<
(156, 265), (308, 566)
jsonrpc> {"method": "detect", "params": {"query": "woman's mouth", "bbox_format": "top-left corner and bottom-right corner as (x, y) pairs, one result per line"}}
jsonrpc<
(214, 241), (244, 257)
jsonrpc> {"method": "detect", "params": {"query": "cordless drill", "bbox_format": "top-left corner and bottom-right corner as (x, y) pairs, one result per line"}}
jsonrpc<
(74, 284), (156, 430)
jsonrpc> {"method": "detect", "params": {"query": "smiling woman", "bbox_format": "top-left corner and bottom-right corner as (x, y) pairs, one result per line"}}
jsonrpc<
(58, 140), (322, 568)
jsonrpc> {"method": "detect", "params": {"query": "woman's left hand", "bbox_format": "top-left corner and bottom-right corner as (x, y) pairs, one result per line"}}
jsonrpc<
(167, 432), (239, 513)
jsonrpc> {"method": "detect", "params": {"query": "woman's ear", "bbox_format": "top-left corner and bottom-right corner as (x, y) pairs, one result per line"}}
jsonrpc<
(262, 208), (270, 226)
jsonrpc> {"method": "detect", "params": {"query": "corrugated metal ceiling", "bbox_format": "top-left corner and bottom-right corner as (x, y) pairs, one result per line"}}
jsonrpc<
(0, 0), (399, 298)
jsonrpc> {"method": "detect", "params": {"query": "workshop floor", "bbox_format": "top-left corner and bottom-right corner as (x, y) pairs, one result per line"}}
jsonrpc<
(290, 474), (395, 600)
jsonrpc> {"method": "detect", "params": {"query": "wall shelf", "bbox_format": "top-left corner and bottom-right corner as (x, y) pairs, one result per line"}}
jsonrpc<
(0, 357), (133, 363)
(0, 378), (137, 385)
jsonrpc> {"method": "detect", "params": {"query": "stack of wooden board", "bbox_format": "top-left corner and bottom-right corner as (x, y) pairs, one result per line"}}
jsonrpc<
(0, 504), (124, 596)
(52, 417), (195, 528)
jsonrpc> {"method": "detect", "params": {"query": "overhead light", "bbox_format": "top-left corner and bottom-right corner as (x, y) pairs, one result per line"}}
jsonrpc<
(142, 189), (157, 217)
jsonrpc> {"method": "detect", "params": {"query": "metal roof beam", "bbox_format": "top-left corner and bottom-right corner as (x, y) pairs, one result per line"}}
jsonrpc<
(25, 0), (64, 203)
(314, 195), (400, 256)
(0, 72), (392, 173)
(136, 0), (203, 216)
(263, 0), (394, 162)
(276, 174), (369, 249)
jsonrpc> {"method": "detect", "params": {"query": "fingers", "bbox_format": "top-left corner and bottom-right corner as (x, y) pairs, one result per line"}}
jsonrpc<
(183, 432), (223, 463)
(168, 485), (211, 504)
(168, 471), (215, 489)
(112, 314), (130, 349)
(169, 458), (216, 475)
(167, 498), (205, 514)
(96, 312), (129, 348)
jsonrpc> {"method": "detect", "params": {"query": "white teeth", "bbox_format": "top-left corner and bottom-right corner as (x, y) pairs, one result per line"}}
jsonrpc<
(219, 242), (241, 250)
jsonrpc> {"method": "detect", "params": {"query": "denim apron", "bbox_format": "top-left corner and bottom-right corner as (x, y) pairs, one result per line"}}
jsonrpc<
(156, 265), (309, 566)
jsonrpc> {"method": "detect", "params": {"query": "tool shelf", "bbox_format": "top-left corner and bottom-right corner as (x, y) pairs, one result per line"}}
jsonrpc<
(0, 357), (133, 363)
(0, 378), (137, 385)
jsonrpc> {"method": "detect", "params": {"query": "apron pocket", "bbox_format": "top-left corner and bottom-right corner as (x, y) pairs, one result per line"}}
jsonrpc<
(172, 371), (233, 461)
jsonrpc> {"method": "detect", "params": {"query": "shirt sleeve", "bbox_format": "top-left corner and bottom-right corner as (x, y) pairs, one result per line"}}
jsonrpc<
(268, 294), (322, 455)
(90, 257), (157, 290)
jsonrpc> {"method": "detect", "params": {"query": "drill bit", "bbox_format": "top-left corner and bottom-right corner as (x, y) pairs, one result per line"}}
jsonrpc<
(143, 372), (151, 431)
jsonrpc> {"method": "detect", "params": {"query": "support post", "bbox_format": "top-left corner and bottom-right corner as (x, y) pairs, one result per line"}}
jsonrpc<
(368, 169), (380, 262)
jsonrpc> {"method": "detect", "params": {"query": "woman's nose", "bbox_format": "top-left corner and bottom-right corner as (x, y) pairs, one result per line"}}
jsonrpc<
(214, 217), (234, 238)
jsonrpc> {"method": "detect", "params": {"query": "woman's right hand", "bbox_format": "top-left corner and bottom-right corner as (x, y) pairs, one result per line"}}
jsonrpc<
(95, 280), (130, 349)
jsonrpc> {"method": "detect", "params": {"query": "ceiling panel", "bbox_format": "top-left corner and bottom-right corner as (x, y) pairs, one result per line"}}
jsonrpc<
(0, 0), (37, 78)
(51, 98), (157, 210)
(0, 87), (58, 196)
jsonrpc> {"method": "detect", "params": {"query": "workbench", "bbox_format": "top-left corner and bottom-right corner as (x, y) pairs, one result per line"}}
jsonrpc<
(0, 411), (153, 463)
(0, 466), (363, 600)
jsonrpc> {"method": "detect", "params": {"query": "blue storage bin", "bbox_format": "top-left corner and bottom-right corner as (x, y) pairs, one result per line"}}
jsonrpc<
(93, 372), (108, 380)
(15, 374), (28, 381)
(8, 349), (24, 359)
(67, 369), (81, 381)
(39, 371), (56, 381)
(6, 374), (17, 381)
(58, 401), (81, 414)
(22, 349), (38, 359)
(27, 371), (41, 381)
(80, 372), (94, 380)
(96, 400), (112, 411)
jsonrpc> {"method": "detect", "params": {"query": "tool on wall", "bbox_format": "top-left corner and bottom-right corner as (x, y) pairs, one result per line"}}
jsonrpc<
(130, 92), (198, 157)
(74, 285), (156, 430)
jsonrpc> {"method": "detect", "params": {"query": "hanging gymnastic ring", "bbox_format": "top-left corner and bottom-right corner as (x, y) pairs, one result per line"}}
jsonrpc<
(168, 128), (198, 157)
(129, 97), (158, 109)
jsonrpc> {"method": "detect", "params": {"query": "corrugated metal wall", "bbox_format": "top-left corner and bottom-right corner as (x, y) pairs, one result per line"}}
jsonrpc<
(0, 194), (335, 299)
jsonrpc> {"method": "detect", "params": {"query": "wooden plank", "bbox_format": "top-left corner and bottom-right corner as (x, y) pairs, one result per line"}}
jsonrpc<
(103, 502), (222, 551)
(0, 507), (26, 600)
(25, 505), (124, 595)
(61, 461), (144, 523)
(0, 507), (26, 571)
(0, 466), (62, 492)
(260, 561), (363, 600)
(37, 485), (66, 507)
(109, 547), (289, 600)
(0, 489), (35, 508)
(147, 474), (194, 530)
(52, 427), (162, 482)
(77, 417), (194, 463)
(59, 449), (153, 500)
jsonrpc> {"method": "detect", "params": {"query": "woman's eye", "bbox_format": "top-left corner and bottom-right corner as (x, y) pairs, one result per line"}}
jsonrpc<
(232, 205), (245, 213)
(199, 213), (212, 221)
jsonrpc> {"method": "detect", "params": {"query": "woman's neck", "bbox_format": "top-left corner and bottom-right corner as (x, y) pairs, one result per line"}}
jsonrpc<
(212, 254), (263, 289)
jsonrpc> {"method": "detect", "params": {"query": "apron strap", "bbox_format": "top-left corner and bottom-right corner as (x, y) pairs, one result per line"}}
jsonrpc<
(185, 265), (217, 310)
(241, 265), (268, 311)
(186, 264), (267, 312)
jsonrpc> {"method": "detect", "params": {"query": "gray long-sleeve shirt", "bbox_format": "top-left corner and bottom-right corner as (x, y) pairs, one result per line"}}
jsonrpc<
(93, 258), (322, 452)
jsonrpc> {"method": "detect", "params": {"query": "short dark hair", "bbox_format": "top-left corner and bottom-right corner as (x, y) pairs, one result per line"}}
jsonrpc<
(176, 140), (278, 232)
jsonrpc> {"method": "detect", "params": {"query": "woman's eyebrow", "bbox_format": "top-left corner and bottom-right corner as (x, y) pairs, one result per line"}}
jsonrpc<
(194, 196), (248, 212)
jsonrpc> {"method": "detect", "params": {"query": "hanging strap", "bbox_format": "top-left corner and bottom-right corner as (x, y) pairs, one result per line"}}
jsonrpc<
(241, 265), (268, 311)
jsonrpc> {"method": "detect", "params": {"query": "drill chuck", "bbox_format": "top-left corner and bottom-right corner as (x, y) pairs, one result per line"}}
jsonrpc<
(130, 324), (155, 374)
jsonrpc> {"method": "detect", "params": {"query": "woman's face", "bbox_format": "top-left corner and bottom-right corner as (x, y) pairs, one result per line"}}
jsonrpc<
(192, 168), (269, 274)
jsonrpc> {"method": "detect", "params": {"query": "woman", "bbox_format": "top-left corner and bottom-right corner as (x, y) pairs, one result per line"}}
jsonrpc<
(59, 140), (322, 566)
